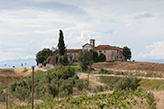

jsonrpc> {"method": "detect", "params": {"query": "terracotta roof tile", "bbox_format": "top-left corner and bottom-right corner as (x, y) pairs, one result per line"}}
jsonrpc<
(93, 45), (122, 50)
(66, 49), (82, 52)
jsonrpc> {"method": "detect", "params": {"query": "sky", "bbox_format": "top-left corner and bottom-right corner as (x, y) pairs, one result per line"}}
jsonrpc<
(1, 0), (164, 67)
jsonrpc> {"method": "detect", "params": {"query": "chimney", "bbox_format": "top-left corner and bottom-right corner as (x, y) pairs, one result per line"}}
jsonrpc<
(90, 39), (95, 48)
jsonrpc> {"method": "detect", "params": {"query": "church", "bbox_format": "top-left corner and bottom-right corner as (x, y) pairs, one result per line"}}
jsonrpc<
(66, 39), (125, 61)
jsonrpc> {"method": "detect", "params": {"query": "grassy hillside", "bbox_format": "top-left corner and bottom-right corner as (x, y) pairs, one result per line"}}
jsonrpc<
(100, 76), (164, 91)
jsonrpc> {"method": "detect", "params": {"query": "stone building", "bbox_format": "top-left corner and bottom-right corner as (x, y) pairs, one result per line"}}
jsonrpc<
(66, 39), (125, 61)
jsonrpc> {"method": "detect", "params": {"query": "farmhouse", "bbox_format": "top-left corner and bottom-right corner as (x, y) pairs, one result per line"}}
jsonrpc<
(66, 39), (125, 61)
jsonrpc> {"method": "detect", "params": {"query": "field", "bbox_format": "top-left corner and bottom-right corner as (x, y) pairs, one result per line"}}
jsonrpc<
(11, 89), (156, 109)
(1, 61), (164, 108)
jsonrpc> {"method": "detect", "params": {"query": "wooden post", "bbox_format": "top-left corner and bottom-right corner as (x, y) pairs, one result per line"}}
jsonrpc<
(57, 76), (59, 101)
(6, 89), (8, 109)
(32, 66), (34, 109)
(88, 72), (89, 88)
(47, 71), (50, 94)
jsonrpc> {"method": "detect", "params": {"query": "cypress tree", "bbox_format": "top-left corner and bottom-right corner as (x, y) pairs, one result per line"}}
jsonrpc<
(58, 30), (66, 55)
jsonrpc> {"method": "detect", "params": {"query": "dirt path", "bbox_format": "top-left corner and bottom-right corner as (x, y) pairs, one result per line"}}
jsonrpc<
(77, 72), (164, 80)
(77, 73), (105, 88)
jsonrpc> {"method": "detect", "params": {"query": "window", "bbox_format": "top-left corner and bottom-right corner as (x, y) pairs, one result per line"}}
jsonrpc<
(74, 53), (76, 56)
(117, 56), (118, 58)
(104, 51), (106, 53)
(120, 56), (122, 59)
(99, 50), (102, 53)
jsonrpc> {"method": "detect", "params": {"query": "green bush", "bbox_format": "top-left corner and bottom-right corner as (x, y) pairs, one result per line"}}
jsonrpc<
(114, 77), (139, 91)
(75, 79), (83, 90)
(14, 86), (30, 101)
(51, 65), (75, 79)
(83, 79), (89, 89)
(58, 55), (69, 66)
(98, 68), (109, 74)
(68, 75), (79, 87)
(96, 85), (104, 92)
(0, 86), (5, 102)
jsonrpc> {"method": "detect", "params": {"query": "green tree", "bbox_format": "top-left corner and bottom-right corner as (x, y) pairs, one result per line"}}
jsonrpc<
(36, 48), (52, 65)
(58, 55), (69, 66)
(90, 49), (99, 62)
(123, 46), (132, 61)
(76, 49), (93, 71)
(98, 53), (106, 62)
(58, 30), (66, 56)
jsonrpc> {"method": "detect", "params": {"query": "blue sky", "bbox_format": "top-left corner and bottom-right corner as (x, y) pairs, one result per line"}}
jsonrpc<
(1, 0), (164, 64)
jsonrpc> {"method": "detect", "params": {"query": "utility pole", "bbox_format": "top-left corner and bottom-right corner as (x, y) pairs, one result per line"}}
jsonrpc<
(31, 66), (34, 109)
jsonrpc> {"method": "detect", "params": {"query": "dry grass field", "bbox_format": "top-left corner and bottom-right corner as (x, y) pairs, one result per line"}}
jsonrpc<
(0, 67), (47, 87)
(1, 61), (164, 108)
(93, 61), (164, 72)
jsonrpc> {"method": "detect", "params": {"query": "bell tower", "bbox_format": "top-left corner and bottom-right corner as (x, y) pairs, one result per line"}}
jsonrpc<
(90, 39), (95, 48)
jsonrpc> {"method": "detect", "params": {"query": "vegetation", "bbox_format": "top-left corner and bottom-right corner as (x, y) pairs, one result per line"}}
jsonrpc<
(90, 49), (106, 62)
(114, 77), (140, 91)
(76, 49), (93, 71)
(11, 89), (156, 109)
(90, 49), (99, 62)
(100, 76), (164, 91)
(35, 48), (52, 66)
(7, 65), (92, 104)
(58, 30), (66, 56)
(123, 46), (132, 61)
(0, 85), (5, 102)
(98, 68), (109, 74)
(58, 55), (69, 66)
(98, 53), (106, 62)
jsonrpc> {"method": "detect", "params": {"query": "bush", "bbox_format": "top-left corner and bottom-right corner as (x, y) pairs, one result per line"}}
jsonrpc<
(98, 68), (109, 74)
(96, 85), (104, 92)
(83, 79), (89, 89)
(51, 65), (75, 79)
(114, 77), (139, 91)
(23, 68), (28, 72)
(75, 79), (83, 90)
(58, 55), (69, 66)
(68, 75), (79, 87)
(0, 86), (5, 102)
(14, 86), (30, 101)
(98, 53), (106, 62)
(92, 88), (98, 94)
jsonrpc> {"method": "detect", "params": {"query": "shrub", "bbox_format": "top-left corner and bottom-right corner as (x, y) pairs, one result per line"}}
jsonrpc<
(0, 86), (5, 102)
(96, 85), (104, 92)
(114, 77), (139, 91)
(58, 55), (69, 66)
(92, 88), (98, 94)
(75, 79), (83, 90)
(104, 85), (108, 90)
(51, 65), (75, 79)
(23, 68), (28, 72)
(83, 79), (89, 89)
(98, 68), (109, 74)
(14, 86), (30, 101)
(59, 89), (68, 98)
(68, 75), (79, 87)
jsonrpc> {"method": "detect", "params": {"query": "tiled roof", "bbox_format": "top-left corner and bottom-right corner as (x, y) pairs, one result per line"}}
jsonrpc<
(82, 43), (92, 47)
(93, 45), (122, 50)
(66, 49), (82, 52)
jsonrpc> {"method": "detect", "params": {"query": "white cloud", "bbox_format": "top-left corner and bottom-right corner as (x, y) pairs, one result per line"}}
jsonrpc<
(1, 0), (164, 62)
(137, 40), (164, 59)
